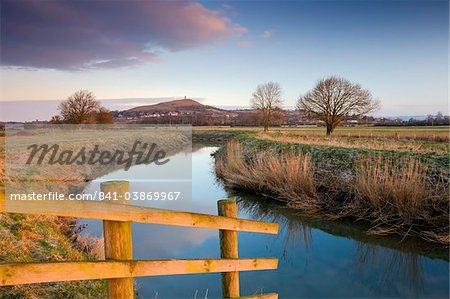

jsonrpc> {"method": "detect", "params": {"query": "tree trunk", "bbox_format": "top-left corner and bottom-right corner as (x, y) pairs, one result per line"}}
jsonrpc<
(266, 109), (271, 132)
(262, 110), (269, 132)
(326, 123), (333, 135)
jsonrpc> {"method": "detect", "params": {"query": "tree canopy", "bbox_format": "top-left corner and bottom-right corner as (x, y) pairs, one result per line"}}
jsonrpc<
(251, 82), (283, 131)
(297, 76), (379, 135)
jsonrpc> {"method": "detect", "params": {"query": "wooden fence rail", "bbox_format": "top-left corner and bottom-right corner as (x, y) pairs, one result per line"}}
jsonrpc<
(1, 197), (278, 234)
(0, 181), (279, 298)
(0, 258), (278, 286)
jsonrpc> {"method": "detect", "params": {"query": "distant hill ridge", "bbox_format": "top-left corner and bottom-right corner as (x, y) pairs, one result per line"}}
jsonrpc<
(128, 99), (229, 115)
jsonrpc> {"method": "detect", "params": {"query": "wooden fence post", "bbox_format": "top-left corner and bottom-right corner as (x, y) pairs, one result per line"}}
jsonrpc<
(101, 181), (134, 299)
(218, 199), (240, 298)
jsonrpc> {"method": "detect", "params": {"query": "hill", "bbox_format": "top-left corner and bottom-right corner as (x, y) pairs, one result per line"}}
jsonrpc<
(118, 98), (286, 126)
(127, 99), (230, 115)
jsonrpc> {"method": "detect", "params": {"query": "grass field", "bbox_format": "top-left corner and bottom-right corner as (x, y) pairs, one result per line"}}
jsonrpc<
(194, 125), (449, 137)
(194, 126), (449, 154)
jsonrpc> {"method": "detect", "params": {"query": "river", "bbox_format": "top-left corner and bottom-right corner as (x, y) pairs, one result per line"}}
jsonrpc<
(80, 145), (449, 298)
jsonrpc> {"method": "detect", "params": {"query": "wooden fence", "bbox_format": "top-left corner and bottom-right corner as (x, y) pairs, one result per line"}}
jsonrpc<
(0, 181), (279, 298)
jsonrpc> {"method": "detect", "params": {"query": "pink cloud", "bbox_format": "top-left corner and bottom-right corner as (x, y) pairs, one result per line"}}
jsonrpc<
(238, 41), (252, 48)
(1, 0), (246, 70)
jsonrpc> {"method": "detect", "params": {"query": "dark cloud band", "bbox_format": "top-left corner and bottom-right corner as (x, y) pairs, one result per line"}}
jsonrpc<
(1, 0), (245, 70)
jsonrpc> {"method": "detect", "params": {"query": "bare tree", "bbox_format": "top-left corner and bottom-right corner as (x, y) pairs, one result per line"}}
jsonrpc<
(95, 107), (114, 124)
(59, 90), (100, 124)
(251, 82), (283, 131)
(49, 115), (63, 124)
(297, 76), (380, 135)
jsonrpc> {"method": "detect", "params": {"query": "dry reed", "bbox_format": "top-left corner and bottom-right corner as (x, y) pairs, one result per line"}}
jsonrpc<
(355, 157), (427, 222)
(215, 141), (449, 244)
(215, 141), (318, 211)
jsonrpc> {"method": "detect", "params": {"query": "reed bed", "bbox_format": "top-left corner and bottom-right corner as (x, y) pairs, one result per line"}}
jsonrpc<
(355, 157), (427, 221)
(216, 141), (318, 212)
(215, 141), (449, 244)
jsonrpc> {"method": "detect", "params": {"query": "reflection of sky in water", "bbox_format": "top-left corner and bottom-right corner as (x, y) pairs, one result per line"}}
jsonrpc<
(80, 146), (449, 298)
(83, 149), (193, 211)
(81, 149), (192, 181)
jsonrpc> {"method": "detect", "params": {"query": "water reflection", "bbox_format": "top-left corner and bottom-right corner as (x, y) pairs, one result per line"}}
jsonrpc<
(79, 145), (449, 298)
(229, 190), (447, 296)
(235, 195), (312, 262)
(355, 242), (424, 292)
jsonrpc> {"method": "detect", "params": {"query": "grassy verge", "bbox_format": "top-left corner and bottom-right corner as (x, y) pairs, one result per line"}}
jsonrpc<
(196, 128), (449, 179)
(1, 129), (190, 297)
(213, 131), (449, 245)
(0, 213), (106, 298)
(0, 134), (106, 298)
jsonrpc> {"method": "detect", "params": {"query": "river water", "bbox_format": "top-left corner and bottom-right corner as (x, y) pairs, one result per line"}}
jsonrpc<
(80, 145), (449, 298)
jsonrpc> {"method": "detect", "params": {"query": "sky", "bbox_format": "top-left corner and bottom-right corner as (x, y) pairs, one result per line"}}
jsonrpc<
(0, 0), (448, 121)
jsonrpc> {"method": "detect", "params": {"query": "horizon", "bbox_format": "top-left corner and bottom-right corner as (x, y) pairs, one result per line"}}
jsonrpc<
(0, 97), (445, 122)
(1, 0), (449, 119)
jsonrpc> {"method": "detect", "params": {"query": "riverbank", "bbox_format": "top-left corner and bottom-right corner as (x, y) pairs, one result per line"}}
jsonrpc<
(235, 189), (449, 261)
(0, 129), (191, 297)
(0, 212), (107, 298)
(199, 128), (449, 245)
(77, 145), (449, 297)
